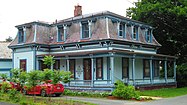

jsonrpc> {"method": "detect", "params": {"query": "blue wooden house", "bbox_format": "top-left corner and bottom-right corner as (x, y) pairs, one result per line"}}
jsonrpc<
(9, 5), (177, 90)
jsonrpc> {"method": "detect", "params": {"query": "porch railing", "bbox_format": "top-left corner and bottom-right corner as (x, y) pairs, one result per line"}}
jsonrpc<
(69, 80), (112, 87)
(127, 77), (175, 85)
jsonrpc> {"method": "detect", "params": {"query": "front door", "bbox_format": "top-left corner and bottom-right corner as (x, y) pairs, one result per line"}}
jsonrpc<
(83, 59), (91, 80)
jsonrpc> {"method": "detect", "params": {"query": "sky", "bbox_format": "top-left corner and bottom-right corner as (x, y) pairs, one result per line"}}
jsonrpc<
(0, 0), (136, 41)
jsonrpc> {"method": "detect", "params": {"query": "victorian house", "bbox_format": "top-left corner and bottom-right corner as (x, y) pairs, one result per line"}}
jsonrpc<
(9, 5), (177, 90)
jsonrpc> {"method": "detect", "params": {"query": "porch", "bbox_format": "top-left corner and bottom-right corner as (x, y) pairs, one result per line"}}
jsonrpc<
(37, 49), (177, 90)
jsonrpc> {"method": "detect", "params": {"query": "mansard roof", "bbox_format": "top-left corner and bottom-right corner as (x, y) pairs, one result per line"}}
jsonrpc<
(9, 11), (161, 48)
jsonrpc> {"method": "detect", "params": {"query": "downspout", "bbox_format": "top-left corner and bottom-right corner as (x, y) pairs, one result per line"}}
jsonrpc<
(106, 17), (110, 38)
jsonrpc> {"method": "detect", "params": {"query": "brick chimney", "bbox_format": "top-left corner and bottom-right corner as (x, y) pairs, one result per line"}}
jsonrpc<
(74, 4), (82, 17)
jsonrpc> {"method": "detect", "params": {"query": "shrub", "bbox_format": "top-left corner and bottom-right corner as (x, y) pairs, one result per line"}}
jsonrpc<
(8, 89), (22, 102)
(0, 81), (11, 93)
(177, 63), (187, 87)
(112, 80), (140, 100)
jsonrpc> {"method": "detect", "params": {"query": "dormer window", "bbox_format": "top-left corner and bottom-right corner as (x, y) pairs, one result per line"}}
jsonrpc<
(82, 23), (89, 38)
(57, 25), (67, 42)
(18, 28), (25, 43)
(132, 26), (138, 41)
(146, 29), (152, 43)
(57, 26), (64, 42)
(118, 23), (126, 38)
(80, 20), (92, 39)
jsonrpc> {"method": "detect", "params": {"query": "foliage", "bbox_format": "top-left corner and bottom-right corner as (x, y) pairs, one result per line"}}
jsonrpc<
(0, 82), (11, 93)
(127, 0), (187, 64)
(112, 80), (140, 100)
(5, 36), (13, 42)
(42, 55), (55, 69)
(10, 68), (21, 83)
(0, 90), (96, 105)
(176, 63), (187, 87)
(61, 70), (72, 83)
(19, 71), (28, 87)
(27, 70), (42, 88)
(0, 73), (8, 80)
(63, 89), (110, 98)
(140, 87), (187, 98)
(41, 69), (53, 83)
(8, 89), (21, 102)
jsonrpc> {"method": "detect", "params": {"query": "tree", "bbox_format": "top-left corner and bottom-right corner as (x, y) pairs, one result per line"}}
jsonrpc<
(127, 0), (187, 64)
(127, 0), (187, 87)
(5, 36), (13, 42)
(42, 55), (55, 70)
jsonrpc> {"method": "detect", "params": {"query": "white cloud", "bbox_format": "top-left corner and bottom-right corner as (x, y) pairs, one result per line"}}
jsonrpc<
(0, 0), (136, 41)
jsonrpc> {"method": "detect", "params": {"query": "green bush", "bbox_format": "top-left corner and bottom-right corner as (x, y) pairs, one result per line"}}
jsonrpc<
(0, 82), (11, 93)
(8, 89), (21, 102)
(112, 80), (140, 100)
(177, 63), (187, 87)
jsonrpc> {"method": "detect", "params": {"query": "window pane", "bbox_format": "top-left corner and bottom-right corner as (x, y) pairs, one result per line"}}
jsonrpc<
(69, 59), (75, 78)
(133, 27), (137, 40)
(20, 59), (26, 71)
(82, 23), (89, 38)
(122, 58), (129, 78)
(96, 58), (103, 79)
(144, 60), (150, 77)
(54, 60), (60, 70)
(154, 60), (159, 77)
(58, 27), (64, 41)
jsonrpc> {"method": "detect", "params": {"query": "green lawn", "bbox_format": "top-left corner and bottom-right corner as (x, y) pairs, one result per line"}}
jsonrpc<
(140, 87), (187, 98)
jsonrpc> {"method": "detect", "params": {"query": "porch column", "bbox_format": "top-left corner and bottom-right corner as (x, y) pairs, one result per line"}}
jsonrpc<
(149, 58), (153, 84)
(91, 58), (94, 87)
(66, 59), (70, 86)
(173, 59), (176, 82)
(132, 57), (136, 86)
(66, 59), (70, 71)
(110, 56), (114, 85)
(164, 59), (168, 83)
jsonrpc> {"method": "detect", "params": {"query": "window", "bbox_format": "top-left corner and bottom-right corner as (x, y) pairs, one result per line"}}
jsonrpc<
(69, 59), (75, 79)
(57, 27), (64, 42)
(122, 58), (129, 78)
(143, 59), (150, 77)
(154, 60), (159, 77)
(82, 23), (89, 38)
(54, 60), (60, 70)
(133, 26), (138, 40)
(38, 60), (47, 70)
(119, 23), (124, 37)
(146, 29), (152, 43)
(20, 59), (26, 71)
(96, 58), (103, 79)
(18, 28), (24, 43)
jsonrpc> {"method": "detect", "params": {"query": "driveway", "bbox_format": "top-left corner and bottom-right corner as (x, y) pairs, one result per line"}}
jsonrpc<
(59, 95), (187, 105)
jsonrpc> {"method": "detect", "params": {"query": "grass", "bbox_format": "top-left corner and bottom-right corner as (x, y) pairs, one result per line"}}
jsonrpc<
(140, 87), (187, 98)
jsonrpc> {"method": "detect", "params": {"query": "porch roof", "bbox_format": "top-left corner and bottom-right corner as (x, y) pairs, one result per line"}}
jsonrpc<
(37, 49), (177, 59)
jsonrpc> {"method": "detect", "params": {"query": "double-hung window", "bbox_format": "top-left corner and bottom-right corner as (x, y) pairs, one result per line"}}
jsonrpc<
(96, 58), (103, 79)
(18, 28), (24, 43)
(57, 26), (64, 42)
(82, 23), (89, 39)
(143, 59), (150, 77)
(122, 58), (129, 78)
(119, 23), (126, 38)
(20, 59), (26, 71)
(133, 26), (138, 40)
(69, 59), (76, 79)
(146, 29), (152, 43)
